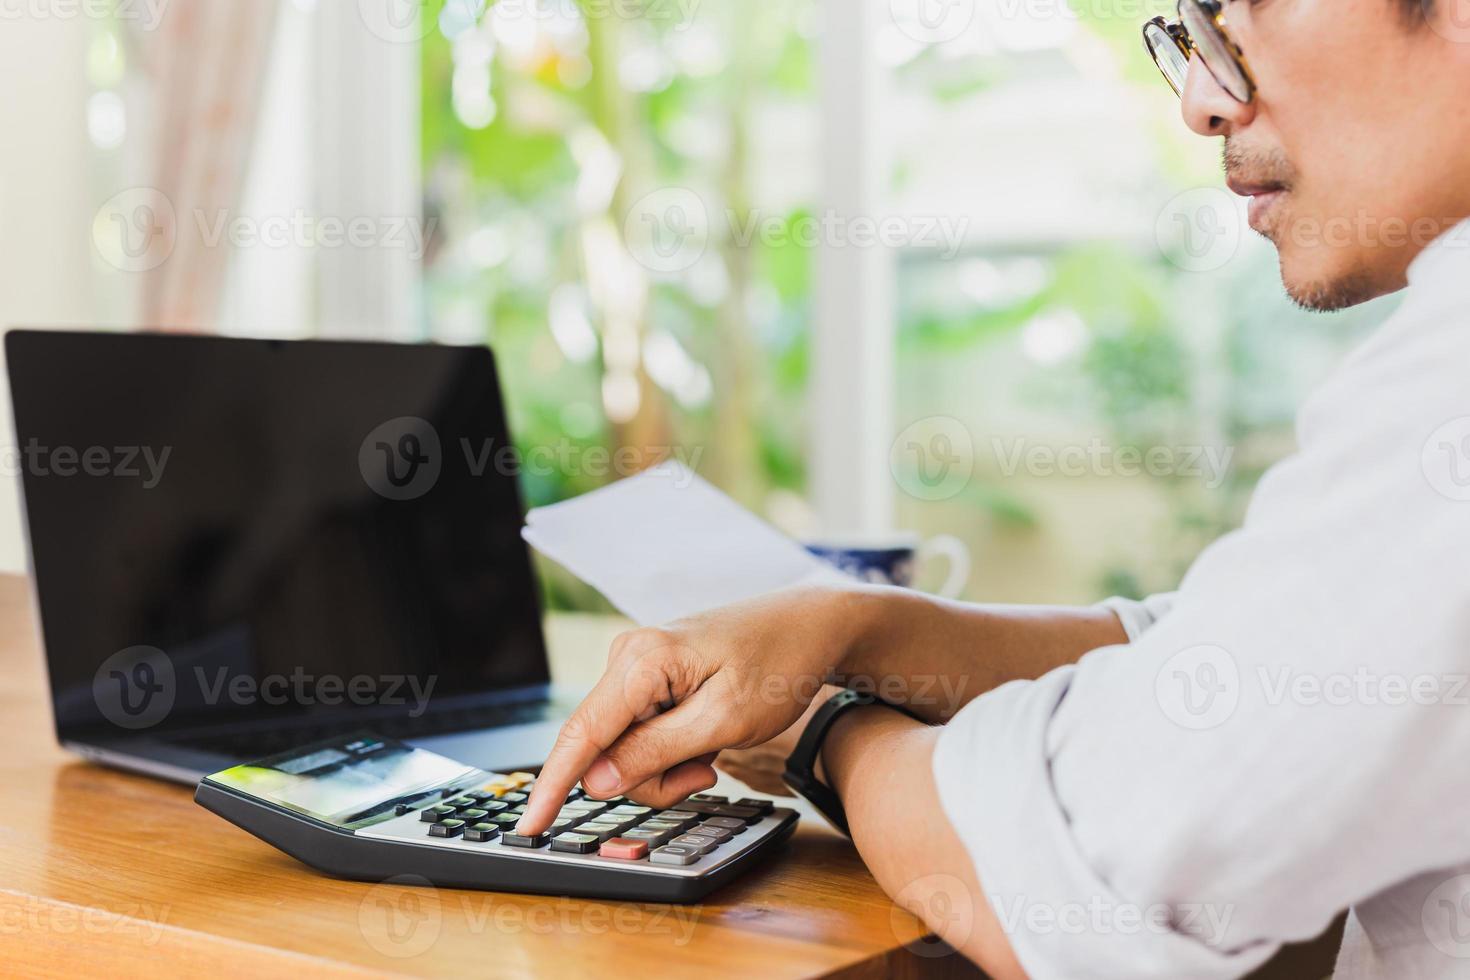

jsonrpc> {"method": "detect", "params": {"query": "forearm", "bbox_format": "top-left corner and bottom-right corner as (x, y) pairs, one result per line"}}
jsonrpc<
(819, 585), (1127, 722)
(821, 708), (1026, 979)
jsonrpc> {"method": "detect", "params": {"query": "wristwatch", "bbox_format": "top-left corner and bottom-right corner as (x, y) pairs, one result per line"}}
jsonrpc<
(782, 689), (920, 836)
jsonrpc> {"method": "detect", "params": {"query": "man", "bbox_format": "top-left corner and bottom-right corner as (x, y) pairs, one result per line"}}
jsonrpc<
(519, 1), (1470, 976)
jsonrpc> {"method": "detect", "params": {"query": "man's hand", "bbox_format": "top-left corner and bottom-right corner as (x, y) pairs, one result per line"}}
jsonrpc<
(516, 588), (867, 836)
(713, 683), (843, 797)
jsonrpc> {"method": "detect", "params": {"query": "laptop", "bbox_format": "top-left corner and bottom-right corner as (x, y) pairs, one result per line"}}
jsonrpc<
(6, 329), (570, 784)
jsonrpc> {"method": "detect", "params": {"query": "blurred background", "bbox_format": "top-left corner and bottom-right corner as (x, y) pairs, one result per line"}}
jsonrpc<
(0, 0), (1399, 611)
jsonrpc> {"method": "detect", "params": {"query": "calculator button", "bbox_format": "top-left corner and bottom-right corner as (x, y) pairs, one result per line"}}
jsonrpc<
(622, 827), (672, 847)
(650, 845), (700, 866)
(689, 794), (727, 804)
(734, 798), (775, 815)
(492, 812), (522, 826)
(502, 832), (550, 849)
(599, 838), (649, 861)
(671, 833), (720, 855)
(693, 824), (734, 842)
(444, 797), (478, 809)
(501, 792), (529, 804)
(593, 818), (638, 834)
(608, 805), (652, 817)
(656, 810), (700, 825)
(464, 823), (499, 843)
(576, 823), (621, 842)
(551, 833), (601, 854)
(456, 808), (490, 821)
(506, 772), (537, 788)
(713, 804), (763, 823)
(477, 800), (510, 813)
(701, 817), (747, 834)
(429, 820), (466, 838)
(549, 819), (579, 833)
(679, 801), (725, 817)
(421, 805), (456, 822)
(564, 800), (607, 814)
(642, 820), (684, 836)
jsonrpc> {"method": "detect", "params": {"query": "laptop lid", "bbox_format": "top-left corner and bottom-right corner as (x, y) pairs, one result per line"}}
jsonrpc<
(6, 330), (551, 748)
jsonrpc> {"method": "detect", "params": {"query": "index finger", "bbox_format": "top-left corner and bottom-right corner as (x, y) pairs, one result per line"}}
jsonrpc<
(516, 658), (665, 835)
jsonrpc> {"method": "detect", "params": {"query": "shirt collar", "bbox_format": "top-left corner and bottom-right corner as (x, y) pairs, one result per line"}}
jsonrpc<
(1406, 217), (1470, 289)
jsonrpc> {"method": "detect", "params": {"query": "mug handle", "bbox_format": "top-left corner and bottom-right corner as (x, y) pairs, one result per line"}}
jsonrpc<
(916, 535), (971, 599)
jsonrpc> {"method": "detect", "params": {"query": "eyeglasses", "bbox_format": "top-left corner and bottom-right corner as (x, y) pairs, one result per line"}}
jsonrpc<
(1143, 0), (1255, 104)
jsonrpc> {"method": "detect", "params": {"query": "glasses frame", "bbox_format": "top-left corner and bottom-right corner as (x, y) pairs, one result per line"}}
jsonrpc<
(1144, 0), (1256, 104)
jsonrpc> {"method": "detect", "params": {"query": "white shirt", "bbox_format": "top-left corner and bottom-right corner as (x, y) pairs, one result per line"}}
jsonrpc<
(933, 220), (1470, 980)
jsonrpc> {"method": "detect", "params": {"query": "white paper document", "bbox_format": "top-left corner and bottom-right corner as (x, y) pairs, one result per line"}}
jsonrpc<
(521, 463), (847, 626)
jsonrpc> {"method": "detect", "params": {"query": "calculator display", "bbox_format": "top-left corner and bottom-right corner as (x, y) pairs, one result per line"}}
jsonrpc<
(208, 738), (479, 827)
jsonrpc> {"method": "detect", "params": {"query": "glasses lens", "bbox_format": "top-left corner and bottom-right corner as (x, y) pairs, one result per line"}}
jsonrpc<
(1180, 1), (1252, 102)
(1144, 21), (1188, 96)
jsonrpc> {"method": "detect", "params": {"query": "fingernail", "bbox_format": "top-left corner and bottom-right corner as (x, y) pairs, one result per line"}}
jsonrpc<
(584, 757), (621, 796)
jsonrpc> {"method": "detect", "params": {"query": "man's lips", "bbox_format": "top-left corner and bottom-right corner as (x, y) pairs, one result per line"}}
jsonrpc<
(1226, 176), (1288, 198)
(1226, 177), (1289, 230)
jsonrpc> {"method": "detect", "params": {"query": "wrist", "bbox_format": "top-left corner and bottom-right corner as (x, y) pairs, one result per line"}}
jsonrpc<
(816, 584), (894, 677)
(819, 703), (912, 801)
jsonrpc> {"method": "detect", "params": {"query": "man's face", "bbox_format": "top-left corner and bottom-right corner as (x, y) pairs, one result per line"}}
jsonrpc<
(1181, 0), (1470, 310)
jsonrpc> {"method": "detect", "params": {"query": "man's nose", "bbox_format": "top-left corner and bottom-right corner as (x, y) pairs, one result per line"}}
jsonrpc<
(1181, 55), (1255, 137)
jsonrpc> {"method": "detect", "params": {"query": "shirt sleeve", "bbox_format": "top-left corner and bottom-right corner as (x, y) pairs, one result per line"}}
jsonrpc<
(932, 334), (1470, 978)
(1095, 593), (1177, 642)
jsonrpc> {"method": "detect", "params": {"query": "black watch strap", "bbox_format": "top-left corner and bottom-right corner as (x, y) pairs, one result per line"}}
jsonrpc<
(781, 689), (919, 837)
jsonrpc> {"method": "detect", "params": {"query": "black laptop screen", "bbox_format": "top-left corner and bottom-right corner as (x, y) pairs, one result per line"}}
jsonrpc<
(7, 331), (551, 742)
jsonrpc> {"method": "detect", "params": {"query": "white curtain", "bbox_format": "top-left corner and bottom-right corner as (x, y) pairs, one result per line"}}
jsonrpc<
(126, 0), (280, 331)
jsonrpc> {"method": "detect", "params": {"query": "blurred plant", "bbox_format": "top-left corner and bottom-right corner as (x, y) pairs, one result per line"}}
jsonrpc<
(421, 0), (818, 609)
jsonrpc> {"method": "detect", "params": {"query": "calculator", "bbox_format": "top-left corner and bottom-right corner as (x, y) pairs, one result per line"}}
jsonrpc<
(195, 733), (799, 903)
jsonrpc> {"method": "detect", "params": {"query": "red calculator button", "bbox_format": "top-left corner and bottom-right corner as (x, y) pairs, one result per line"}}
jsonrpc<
(599, 838), (649, 861)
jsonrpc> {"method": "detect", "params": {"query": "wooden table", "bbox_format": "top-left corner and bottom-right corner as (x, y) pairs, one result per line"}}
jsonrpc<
(0, 575), (978, 979)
